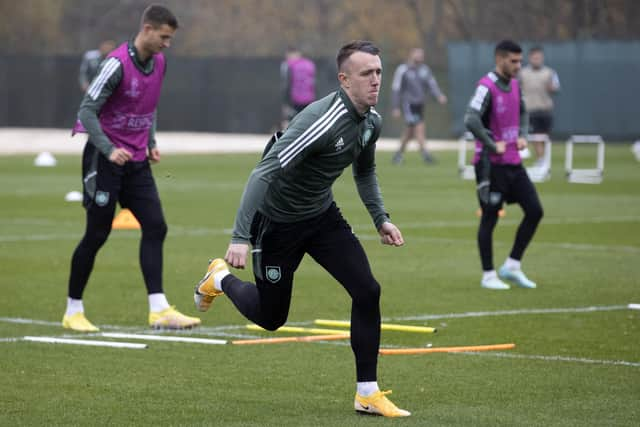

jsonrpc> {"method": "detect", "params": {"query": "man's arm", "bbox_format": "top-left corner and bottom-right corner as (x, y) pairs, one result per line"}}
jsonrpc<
(353, 142), (388, 230)
(78, 52), (91, 91)
(390, 64), (406, 111)
(77, 57), (123, 158)
(519, 85), (528, 138)
(464, 85), (497, 152)
(549, 69), (561, 93)
(423, 65), (445, 101)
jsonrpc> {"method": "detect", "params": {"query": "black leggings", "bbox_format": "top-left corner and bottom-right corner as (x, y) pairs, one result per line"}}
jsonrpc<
(477, 164), (544, 271)
(68, 146), (167, 299)
(222, 204), (381, 382)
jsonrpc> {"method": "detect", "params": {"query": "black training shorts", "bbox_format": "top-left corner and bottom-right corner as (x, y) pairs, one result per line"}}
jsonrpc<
(528, 110), (553, 134)
(474, 163), (538, 212)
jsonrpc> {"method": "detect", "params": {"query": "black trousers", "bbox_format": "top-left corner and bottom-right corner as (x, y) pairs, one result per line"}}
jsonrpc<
(67, 143), (167, 299)
(475, 163), (544, 271)
(222, 203), (381, 382)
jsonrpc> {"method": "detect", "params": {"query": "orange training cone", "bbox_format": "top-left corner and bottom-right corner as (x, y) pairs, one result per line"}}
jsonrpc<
(112, 209), (141, 230)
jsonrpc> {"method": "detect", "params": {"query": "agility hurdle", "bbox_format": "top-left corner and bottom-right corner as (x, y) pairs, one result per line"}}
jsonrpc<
(565, 135), (605, 184)
(526, 133), (552, 182)
(457, 132), (476, 180)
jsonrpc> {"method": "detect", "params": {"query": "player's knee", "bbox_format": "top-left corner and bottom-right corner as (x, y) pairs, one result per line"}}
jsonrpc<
(352, 277), (381, 306)
(143, 219), (167, 241)
(261, 315), (288, 331)
(527, 204), (544, 223)
(83, 227), (110, 250)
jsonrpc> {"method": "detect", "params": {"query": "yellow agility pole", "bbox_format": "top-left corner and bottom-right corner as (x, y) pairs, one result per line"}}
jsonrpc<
(232, 334), (349, 345)
(246, 324), (348, 335)
(379, 343), (516, 355)
(315, 319), (436, 334)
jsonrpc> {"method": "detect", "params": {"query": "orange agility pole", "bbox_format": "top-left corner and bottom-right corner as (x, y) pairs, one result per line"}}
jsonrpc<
(379, 343), (516, 355)
(232, 334), (349, 345)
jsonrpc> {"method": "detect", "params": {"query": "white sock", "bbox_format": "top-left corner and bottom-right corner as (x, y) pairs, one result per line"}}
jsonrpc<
(65, 298), (84, 316)
(357, 381), (379, 397)
(148, 293), (170, 312)
(503, 258), (521, 271)
(213, 269), (230, 291)
(482, 270), (497, 282)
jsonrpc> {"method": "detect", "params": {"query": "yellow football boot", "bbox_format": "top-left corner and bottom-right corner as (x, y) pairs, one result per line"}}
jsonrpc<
(354, 390), (411, 417)
(194, 258), (227, 312)
(62, 312), (99, 332)
(149, 306), (201, 329)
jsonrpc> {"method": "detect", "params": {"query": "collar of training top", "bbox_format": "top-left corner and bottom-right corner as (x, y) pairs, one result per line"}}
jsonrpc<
(338, 88), (369, 123)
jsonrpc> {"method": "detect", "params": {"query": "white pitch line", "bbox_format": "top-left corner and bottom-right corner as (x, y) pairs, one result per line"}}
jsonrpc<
(23, 336), (147, 349)
(102, 332), (227, 345)
(355, 233), (640, 254)
(629, 303), (640, 310)
(384, 305), (628, 322)
(459, 351), (640, 368)
(0, 317), (61, 326)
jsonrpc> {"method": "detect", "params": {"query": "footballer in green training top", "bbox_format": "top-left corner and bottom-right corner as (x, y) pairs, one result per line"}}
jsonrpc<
(194, 40), (411, 417)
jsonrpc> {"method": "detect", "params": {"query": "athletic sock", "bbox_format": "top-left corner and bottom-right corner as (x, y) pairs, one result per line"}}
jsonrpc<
(357, 381), (379, 397)
(482, 270), (497, 282)
(503, 257), (521, 271)
(148, 293), (170, 312)
(213, 270), (230, 291)
(65, 298), (84, 316)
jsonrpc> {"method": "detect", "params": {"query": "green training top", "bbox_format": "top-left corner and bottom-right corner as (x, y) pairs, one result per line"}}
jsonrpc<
(231, 88), (388, 244)
(76, 41), (161, 158)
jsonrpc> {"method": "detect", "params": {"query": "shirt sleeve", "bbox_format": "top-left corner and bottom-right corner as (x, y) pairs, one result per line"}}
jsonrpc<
(423, 66), (444, 99)
(390, 65), (405, 110)
(550, 69), (561, 92)
(464, 84), (497, 152)
(353, 115), (388, 229)
(77, 57), (123, 158)
(519, 84), (528, 138)
(78, 52), (91, 89)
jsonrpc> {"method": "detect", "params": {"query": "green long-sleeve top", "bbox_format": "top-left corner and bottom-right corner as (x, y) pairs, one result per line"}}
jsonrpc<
(231, 88), (388, 244)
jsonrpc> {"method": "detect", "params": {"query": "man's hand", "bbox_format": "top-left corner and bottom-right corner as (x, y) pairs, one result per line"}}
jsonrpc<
(149, 147), (161, 163)
(438, 94), (448, 105)
(225, 242), (250, 269)
(378, 222), (404, 247)
(109, 148), (133, 165)
(392, 108), (401, 119)
(517, 137), (528, 150)
(495, 141), (507, 154)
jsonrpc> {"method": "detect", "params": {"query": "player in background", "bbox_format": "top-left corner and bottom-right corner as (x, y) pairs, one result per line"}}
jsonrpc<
(279, 46), (316, 130)
(78, 40), (116, 92)
(391, 47), (447, 164)
(519, 46), (560, 169)
(464, 40), (544, 290)
(63, 5), (200, 331)
(194, 41), (410, 417)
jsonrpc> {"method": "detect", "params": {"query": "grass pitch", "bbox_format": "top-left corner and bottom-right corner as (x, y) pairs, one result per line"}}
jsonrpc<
(1, 144), (639, 426)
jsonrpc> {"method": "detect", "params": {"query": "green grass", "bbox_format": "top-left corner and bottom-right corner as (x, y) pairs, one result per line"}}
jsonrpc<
(1, 145), (639, 426)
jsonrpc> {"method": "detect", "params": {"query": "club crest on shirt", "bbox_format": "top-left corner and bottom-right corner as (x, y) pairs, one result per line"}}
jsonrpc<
(95, 191), (110, 207)
(334, 136), (345, 151)
(265, 266), (281, 283)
